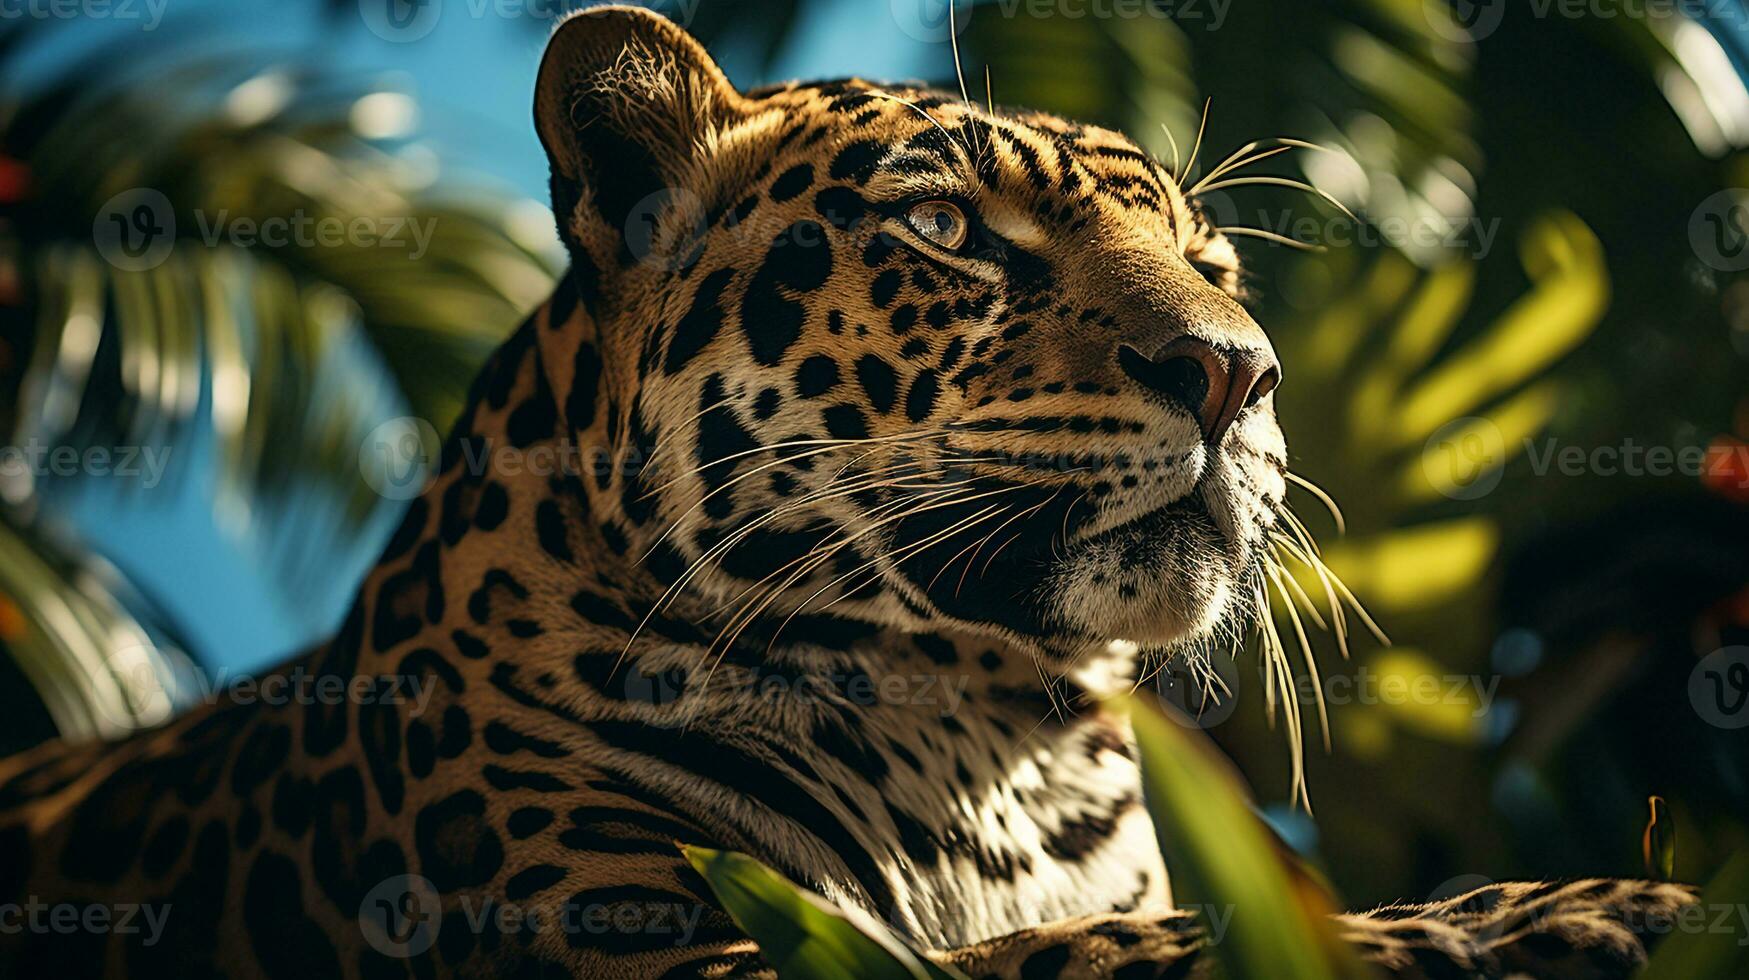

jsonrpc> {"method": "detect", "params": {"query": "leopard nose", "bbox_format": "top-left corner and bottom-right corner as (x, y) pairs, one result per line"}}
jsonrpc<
(1117, 337), (1280, 446)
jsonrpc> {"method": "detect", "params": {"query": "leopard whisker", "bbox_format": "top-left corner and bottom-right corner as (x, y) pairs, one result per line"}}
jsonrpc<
(954, 489), (1059, 596)
(1286, 470), (1346, 533)
(1253, 572), (1310, 810)
(1190, 137), (1333, 195)
(669, 466), (960, 612)
(638, 429), (938, 503)
(1267, 557), (1329, 755)
(771, 497), (1021, 653)
(695, 478), (988, 627)
(1273, 529), (1347, 658)
(807, 481), (1049, 614)
(1216, 226), (1325, 251)
(1190, 142), (1296, 195)
(1195, 176), (1357, 222)
(867, 91), (980, 187)
(1183, 96), (1211, 182)
(927, 506), (1014, 594)
(1272, 551), (1330, 632)
(617, 464), (953, 664)
(1160, 123), (1183, 183)
(638, 443), (933, 562)
(698, 488), (1018, 692)
(910, 478), (1064, 596)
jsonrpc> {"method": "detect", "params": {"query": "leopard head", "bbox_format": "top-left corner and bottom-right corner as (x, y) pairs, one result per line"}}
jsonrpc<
(532, 5), (1286, 666)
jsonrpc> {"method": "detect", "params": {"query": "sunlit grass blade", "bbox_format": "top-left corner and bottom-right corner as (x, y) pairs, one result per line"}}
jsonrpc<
(1119, 693), (1376, 980)
(1642, 796), (1675, 882)
(683, 845), (969, 980)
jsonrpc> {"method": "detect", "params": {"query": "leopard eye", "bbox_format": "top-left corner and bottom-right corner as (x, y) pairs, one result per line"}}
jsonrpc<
(905, 200), (970, 251)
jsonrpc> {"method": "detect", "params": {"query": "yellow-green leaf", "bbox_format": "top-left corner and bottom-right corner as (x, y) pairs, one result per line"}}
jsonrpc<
(1121, 694), (1375, 980)
(1318, 519), (1497, 612)
(682, 845), (968, 980)
(1391, 212), (1607, 446)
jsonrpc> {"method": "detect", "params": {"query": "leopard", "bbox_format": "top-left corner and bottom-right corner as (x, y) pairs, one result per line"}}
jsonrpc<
(0, 6), (1698, 978)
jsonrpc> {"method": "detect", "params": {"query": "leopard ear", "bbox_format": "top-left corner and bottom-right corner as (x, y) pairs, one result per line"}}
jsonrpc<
(535, 6), (743, 260)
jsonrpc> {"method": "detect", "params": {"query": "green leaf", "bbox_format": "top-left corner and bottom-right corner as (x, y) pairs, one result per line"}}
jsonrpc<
(1638, 852), (1749, 980)
(682, 845), (969, 980)
(1120, 694), (1376, 980)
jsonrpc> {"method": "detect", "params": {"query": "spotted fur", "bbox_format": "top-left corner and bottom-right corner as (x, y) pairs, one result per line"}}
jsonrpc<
(0, 7), (1696, 978)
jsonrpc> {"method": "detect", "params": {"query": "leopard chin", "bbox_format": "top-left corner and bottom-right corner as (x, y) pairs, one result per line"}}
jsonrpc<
(1045, 493), (1251, 649)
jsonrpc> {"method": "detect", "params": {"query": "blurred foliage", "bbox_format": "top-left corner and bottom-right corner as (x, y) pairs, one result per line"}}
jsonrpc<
(0, 512), (201, 752)
(0, 18), (557, 741)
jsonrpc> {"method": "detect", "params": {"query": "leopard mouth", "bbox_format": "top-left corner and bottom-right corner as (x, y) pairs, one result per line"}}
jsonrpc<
(886, 470), (1260, 648)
